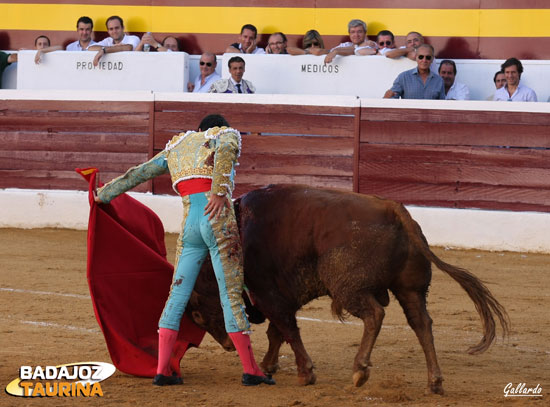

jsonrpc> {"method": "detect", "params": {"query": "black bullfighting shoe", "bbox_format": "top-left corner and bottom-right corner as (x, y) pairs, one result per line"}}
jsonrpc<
(241, 373), (276, 386)
(152, 373), (183, 386)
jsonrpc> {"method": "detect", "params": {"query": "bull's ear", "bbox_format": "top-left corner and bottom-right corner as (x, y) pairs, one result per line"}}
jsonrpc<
(191, 310), (206, 326)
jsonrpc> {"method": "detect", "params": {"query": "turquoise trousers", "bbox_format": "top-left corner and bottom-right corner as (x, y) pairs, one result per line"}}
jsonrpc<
(159, 191), (250, 333)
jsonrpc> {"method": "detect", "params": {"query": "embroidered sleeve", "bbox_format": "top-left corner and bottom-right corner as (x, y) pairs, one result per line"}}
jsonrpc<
(211, 128), (241, 197)
(97, 151), (169, 203)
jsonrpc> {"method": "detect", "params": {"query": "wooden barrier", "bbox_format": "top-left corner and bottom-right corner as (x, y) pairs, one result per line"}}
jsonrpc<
(152, 94), (358, 196)
(0, 94), (153, 192)
(359, 101), (550, 212)
(1, 92), (549, 213)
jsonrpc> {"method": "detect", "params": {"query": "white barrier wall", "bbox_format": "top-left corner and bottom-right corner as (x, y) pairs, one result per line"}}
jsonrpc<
(1, 188), (549, 253)
(15, 50), (189, 92)
(4, 51), (550, 101)
(220, 54), (550, 102)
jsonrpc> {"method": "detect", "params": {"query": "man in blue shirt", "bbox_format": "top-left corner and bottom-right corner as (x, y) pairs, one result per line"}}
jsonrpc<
(385, 44), (445, 100)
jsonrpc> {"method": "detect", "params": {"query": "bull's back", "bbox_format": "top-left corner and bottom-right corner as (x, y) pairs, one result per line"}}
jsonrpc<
(238, 185), (412, 296)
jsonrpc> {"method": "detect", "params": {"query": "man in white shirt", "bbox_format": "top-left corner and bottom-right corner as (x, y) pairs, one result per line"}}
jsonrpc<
(188, 52), (221, 93)
(438, 59), (470, 100)
(225, 24), (265, 55)
(324, 19), (377, 63)
(494, 58), (537, 102)
(66, 16), (97, 51)
(385, 31), (424, 61)
(89, 16), (140, 66)
(209, 56), (255, 94)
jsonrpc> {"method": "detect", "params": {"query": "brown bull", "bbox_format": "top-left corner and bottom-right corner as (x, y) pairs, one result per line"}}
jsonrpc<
(186, 184), (510, 394)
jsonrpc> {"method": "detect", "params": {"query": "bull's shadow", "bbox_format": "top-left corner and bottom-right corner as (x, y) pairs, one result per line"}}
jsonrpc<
(186, 184), (510, 394)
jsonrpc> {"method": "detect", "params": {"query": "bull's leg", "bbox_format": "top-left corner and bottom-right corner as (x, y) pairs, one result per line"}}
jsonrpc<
(267, 316), (316, 385)
(261, 322), (283, 374)
(350, 295), (385, 387)
(393, 290), (444, 395)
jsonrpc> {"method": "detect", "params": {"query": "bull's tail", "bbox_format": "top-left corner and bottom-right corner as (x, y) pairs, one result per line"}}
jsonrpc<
(394, 203), (510, 354)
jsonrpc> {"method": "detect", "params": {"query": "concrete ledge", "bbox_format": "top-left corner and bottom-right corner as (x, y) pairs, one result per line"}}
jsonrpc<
(1, 188), (549, 253)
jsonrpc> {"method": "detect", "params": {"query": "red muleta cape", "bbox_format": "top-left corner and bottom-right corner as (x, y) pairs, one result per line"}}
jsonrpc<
(76, 167), (205, 377)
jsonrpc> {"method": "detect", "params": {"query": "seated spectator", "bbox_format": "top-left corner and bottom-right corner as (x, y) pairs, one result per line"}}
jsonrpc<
(287, 30), (327, 55)
(209, 56), (255, 94)
(384, 44), (445, 100)
(89, 16), (140, 66)
(33, 35), (63, 64)
(486, 71), (507, 100)
(324, 19), (378, 63)
(494, 58), (536, 102)
(374, 30), (396, 56)
(0, 51), (17, 88)
(135, 33), (180, 52)
(225, 24), (265, 54)
(161, 36), (180, 52)
(35, 35), (51, 50)
(438, 59), (470, 100)
(385, 31), (424, 61)
(188, 52), (221, 93)
(266, 32), (288, 54)
(494, 71), (506, 89)
(66, 16), (97, 51)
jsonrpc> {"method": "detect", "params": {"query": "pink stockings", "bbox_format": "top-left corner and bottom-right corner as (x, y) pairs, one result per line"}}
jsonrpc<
(157, 329), (265, 378)
(157, 328), (179, 376)
(228, 331), (265, 377)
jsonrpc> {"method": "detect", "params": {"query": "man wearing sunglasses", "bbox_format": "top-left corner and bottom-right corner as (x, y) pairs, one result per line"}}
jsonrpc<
(357, 30), (396, 56)
(384, 44), (445, 100)
(188, 52), (221, 93)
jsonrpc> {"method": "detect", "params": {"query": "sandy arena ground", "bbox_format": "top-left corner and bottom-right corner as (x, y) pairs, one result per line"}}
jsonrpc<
(1, 228), (548, 406)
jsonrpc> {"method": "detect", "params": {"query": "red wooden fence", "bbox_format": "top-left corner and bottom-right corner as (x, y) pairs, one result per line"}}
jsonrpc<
(1, 97), (549, 212)
(359, 107), (550, 212)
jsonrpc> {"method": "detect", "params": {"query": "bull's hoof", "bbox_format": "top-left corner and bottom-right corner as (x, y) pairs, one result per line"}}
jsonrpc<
(260, 362), (279, 374)
(297, 372), (316, 386)
(352, 368), (370, 387)
(428, 378), (444, 395)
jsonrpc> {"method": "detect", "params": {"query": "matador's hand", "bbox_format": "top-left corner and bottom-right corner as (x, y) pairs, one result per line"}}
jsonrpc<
(204, 194), (231, 220)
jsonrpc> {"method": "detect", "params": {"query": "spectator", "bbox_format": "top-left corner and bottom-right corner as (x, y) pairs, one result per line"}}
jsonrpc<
(89, 16), (140, 66)
(486, 71), (506, 100)
(66, 16), (97, 51)
(33, 35), (62, 64)
(494, 71), (506, 89)
(161, 36), (180, 52)
(385, 31), (424, 61)
(438, 59), (470, 100)
(0, 51), (17, 88)
(188, 52), (221, 93)
(324, 19), (377, 63)
(226, 24), (265, 54)
(287, 30), (327, 55)
(384, 44), (445, 100)
(494, 58), (537, 102)
(135, 33), (180, 52)
(209, 56), (255, 94)
(375, 30), (396, 56)
(34, 35), (51, 50)
(266, 32), (288, 54)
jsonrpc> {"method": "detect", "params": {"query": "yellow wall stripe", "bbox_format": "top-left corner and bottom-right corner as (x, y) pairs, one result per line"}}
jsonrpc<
(2, 4), (550, 37)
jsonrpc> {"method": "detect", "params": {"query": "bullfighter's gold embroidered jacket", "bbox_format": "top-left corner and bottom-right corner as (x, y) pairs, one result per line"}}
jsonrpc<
(97, 126), (241, 203)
